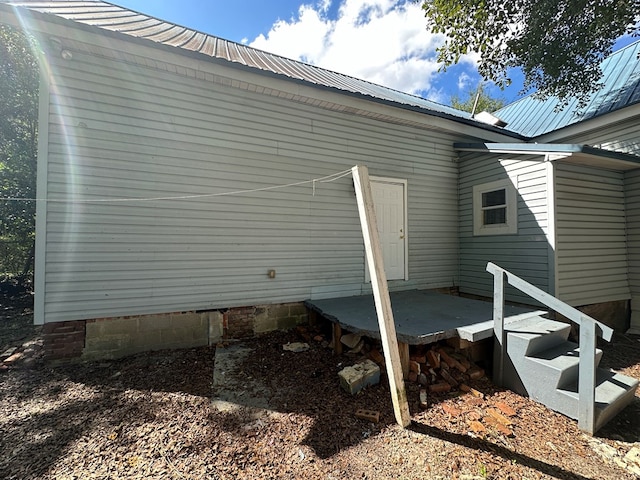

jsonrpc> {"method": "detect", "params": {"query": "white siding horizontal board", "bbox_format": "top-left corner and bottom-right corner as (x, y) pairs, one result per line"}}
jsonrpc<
(559, 281), (631, 295)
(559, 257), (627, 268)
(557, 205), (626, 216)
(52, 83), (453, 175)
(626, 169), (640, 332)
(558, 268), (629, 281)
(555, 163), (629, 305)
(41, 47), (462, 322)
(557, 240), (626, 248)
(459, 152), (550, 301)
(56, 53), (457, 153)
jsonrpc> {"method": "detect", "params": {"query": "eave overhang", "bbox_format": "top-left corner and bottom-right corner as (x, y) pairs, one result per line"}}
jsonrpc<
(454, 143), (640, 171)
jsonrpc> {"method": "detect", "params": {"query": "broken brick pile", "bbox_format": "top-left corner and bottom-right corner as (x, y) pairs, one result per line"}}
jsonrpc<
(1, 338), (44, 369)
(408, 346), (485, 391)
(437, 396), (519, 437)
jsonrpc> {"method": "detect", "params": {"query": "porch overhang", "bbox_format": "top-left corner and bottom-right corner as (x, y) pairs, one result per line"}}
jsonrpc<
(454, 142), (640, 171)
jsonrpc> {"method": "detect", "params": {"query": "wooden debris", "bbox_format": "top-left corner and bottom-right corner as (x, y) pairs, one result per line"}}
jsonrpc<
(355, 409), (380, 423)
(408, 371), (418, 383)
(468, 368), (485, 380)
(367, 348), (385, 367)
(460, 383), (484, 398)
(340, 333), (362, 349)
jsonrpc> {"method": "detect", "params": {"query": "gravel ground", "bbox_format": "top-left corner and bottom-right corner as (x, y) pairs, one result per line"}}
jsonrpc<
(1, 293), (639, 479)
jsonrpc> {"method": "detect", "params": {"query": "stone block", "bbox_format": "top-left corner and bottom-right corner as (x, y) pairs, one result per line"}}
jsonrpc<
(208, 311), (225, 343)
(97, 317), (140, 336)
(269, 304), (291, 320)
(288, 303), (308, 317)
(277, 316), (300, 331)
(84, 334), (130, 352)
(138, 315), (174, 331)
(253, 310), (278, 334)
(169, 313), (206, 330)
(338, 360), (380, 395)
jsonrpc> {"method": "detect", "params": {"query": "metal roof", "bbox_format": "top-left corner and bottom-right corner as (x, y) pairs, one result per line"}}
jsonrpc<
(495, 41), (640, 138)
(1, 0), (479, 123)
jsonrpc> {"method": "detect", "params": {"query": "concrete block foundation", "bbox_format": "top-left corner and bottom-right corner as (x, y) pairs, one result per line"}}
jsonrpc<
(43, 302), (309, 361)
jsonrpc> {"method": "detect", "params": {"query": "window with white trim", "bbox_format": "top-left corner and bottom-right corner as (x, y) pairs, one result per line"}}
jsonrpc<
(473, 179), (517, 236)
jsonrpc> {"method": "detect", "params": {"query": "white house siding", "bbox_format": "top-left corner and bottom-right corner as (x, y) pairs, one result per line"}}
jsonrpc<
(459, 153), (551, 304)
(543, 113), (640, 156)
(625, 169), (640, 333)
(38, 45), (464, 324)
(555, 163), (630, 306)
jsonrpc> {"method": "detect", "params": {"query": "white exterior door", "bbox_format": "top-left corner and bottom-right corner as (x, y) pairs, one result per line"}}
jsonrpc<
(367, 178), (407, 281)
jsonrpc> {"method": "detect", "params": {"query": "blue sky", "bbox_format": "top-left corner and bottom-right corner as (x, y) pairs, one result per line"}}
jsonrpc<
(112, 0), (632, 108)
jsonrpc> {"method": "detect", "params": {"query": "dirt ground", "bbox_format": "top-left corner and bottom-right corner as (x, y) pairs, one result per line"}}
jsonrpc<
(1, 293), (639, 479)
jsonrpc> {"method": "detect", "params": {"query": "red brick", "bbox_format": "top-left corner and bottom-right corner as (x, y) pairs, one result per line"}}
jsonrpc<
(495, 401), (517, 417)
(468, 421), (486, 433)
(442, 404), (462, 417)
(410, 354), (427, 364)
(409, 360), (421, 374)
(428, 382), (451, 393)
(426, 350), (440, 369)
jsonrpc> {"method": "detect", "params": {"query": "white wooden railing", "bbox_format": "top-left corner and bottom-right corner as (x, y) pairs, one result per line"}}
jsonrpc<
(486, 262), (614, 434)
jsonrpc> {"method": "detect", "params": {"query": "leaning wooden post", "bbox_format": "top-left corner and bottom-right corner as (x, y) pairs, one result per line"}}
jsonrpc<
(352, 165), (411, 427)
(489, 263), (506, 386)
(578, 316), (597, 434)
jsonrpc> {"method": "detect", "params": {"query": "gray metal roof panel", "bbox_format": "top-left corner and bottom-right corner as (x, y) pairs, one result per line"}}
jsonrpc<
(1, 0), (482, 124)
(496, 41), (640, 137)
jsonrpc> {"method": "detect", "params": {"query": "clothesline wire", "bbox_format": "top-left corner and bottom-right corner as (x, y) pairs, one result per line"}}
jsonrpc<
(0, 168), (354, 204)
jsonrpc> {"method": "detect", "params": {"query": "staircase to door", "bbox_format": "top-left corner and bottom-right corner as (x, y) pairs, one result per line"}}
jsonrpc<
(487, 263), (638, 434)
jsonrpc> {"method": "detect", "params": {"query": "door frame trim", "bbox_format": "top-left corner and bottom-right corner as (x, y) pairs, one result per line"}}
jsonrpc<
(367, 176), (409, 281)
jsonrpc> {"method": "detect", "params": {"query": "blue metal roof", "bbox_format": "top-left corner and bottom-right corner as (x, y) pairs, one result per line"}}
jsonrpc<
(0, 0), (477, 124)
(495, 41), (640, 138)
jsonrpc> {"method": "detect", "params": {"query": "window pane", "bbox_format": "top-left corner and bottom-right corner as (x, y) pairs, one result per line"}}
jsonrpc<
(482, 189), (506, 207)
(484, 208), (506, 225)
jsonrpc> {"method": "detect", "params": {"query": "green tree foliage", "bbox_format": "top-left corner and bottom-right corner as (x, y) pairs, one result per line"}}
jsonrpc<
(450, 83), (505, 113)
(421, 0), (640, 108)
(0, 25), (39, 276)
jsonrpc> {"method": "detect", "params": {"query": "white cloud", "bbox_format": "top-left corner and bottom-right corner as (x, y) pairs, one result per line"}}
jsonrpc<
(457, 72), (472, 91)
(249, 0), (478, 100)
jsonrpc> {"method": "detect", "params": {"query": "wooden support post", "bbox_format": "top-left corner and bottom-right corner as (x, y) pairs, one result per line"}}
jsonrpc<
(351, 165), (411, 428)
(332, 323), (343, 355)
(578, 317), (597, 434)
(398, 342), (410, 379)
(492, 270), (506, 386)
